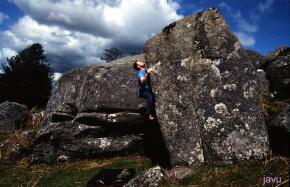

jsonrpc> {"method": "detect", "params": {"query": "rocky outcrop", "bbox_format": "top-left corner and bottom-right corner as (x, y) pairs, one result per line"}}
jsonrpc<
(262, 46), (290, 100)
(31, 9), (271, 165)
(124, 166), (167, 187)
(145, 8), (269, 165)
(30, 55), (147, 163)
(0, 101), (29, 133)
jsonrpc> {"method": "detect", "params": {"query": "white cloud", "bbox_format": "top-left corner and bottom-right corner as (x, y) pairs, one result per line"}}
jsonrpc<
(0, 48), (17, 60)
(53, 72), (62, 81)
(233, 11), (258, 33)
(11, 0), (181, 35)
(234, 32), (255, 46)
(0, 48), (17, 73)
(10, 0), (182, 47)
(258, 0), (274, 12)
(219, 1), (257, 47)
(219, 1), (232, 13)
(219, 2), (258, 33)
(0, 12), (9, 24)
(1, 0), (182, 72)
(219, 0), (274, 48)
(0, 16), (110, 72)
(251, 0), (275, 22)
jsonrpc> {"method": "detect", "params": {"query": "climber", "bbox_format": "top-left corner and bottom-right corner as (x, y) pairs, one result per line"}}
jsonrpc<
(133, 60), (156, 120)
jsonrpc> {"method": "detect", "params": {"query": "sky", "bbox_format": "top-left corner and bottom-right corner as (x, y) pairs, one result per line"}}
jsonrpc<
(0, 0), (289, 78)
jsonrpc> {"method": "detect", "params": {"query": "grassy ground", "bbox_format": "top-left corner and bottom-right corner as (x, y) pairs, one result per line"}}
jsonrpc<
(0, 154), (152, 187)
(1, 131), (289, 186)
(161, 156), (289, 186)
(0, 154), (288, 187)
(1, 105), (289, 186)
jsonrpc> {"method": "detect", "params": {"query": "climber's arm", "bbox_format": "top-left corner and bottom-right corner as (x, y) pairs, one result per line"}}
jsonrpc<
(140, 73), (149, 84)
(139, 68), (153, 84)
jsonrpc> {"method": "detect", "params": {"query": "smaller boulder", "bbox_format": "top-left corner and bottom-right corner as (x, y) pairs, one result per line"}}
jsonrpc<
(0, 101), (29, 133)
(263, 46), (290, 99)
(124, 166), (167, 187)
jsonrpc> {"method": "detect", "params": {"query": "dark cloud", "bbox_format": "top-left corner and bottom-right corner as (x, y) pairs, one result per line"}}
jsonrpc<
(1, 0), (182, 73)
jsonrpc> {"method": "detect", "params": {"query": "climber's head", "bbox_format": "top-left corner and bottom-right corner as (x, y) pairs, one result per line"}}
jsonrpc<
(133, 60), (145, 71)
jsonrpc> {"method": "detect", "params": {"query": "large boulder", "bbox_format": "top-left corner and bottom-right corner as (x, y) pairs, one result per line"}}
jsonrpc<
(0, 101), (29, 133)
(262, 46), (290, 100)
(144, 8), (269, 165)
(46, 54), (146, 120)
(30, 55), (148, 163)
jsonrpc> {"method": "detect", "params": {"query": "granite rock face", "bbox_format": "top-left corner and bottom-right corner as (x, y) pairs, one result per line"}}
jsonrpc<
(145, 8), (269, 165)
(0, 101), (29, 133)
(30, 55), (147, 163)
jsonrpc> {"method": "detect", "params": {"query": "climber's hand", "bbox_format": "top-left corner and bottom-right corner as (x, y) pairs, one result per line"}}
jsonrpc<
(147, 68), (154, 74)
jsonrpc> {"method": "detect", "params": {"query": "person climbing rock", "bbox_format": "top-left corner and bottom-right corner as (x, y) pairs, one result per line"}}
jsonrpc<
(133, 60), (156, 120)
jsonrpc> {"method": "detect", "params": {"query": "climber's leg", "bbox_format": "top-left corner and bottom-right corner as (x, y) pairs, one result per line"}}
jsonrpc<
(139, 91), (156, 119)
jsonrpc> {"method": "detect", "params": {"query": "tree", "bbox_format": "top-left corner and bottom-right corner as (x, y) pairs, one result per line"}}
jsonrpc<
(0, 43), (54, 108)
(101, 47), (122, 63)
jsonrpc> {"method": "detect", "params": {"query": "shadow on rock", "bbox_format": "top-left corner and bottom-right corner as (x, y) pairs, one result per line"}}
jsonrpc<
(143, 118), (172, 169)
(267, 126), (290, 157)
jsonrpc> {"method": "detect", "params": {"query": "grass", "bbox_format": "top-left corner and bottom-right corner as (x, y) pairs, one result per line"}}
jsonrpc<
(0, 130), (32, 162)
(1, 103), (289, 186)
(1, 154), (287, 187)
(0, 163), (102, 187)
(1, 127), (289, 187)
(160, 155), (289, 186)
(25, 107), (45, 131)
(0, 154), (153, 187)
